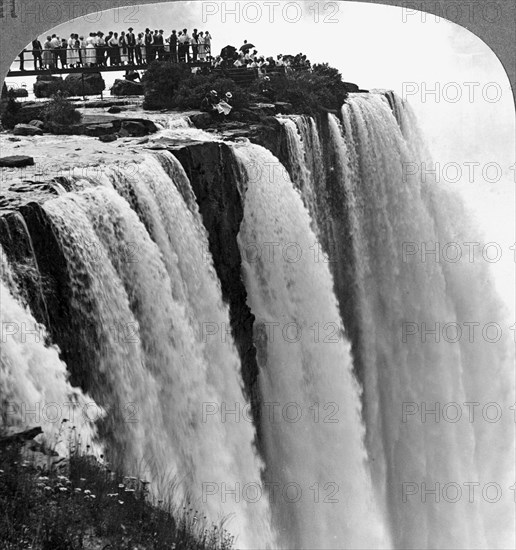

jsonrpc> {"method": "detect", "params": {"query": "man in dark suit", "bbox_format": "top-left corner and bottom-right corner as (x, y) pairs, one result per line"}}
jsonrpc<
(144, 28), (153, 63)
(191, 28), (198, 61)
(32, 38), (43, 69)
(126, 27), (136, 64)
(169, 30), (178, 63)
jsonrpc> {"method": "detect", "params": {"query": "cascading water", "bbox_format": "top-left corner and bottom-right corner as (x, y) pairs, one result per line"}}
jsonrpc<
(232, 143), (390, 550)
(278, 92), (515, 550)
(1, 90), (513, 550)
(0, 245), (99, 452)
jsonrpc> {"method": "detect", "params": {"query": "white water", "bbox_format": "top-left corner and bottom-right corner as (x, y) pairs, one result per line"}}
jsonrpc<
(41, 159), (273, 548)
(2, 92), (513, 549)
(0, 245), (99, 452)
(279, 93), (515, 549)
(232, 143), (391, 549)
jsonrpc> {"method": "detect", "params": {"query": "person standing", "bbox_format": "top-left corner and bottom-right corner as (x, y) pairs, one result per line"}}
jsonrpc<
(136, 33), (144, 64)
(67, 33), (76, 67)
(182, 29), (191, 63)
(43, 36), (53, 68)
(79, 36), (87, 67)
(119, 31), (128, 65)
(197, 31), (205, 61)
(50, 34), (60, 69)
(126, 27), (136, 64)
(32, 37), (43, 69)
(191, 28), (198, 61)
(144, 28), (153, 63)
(108, 32), (119, 65)
(85, 33), (96, 66)
(155, 30), (165, 60)
(168, 30), (177, 63)
(204, 31), (212, 59)
(59, 38), (68, 68)
(96, 32), (106, 66)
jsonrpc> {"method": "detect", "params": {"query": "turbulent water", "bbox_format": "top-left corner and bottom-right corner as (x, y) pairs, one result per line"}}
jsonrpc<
(1, 91), (513, 549)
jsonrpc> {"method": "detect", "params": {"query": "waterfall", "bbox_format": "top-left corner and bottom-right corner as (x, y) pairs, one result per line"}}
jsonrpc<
(232, 142), (391, 549)
(279, 93), (514, 549)
(1, 90), (513, 549)
(5, 156), (273, 549)
(0, 245), (98, 452)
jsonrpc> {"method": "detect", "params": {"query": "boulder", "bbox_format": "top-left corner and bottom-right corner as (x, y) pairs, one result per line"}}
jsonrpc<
(13, 123), (43, 136)
(111, 79), (144, 96)
(99, 134), (118, 142)
(65, 72), (105, 96)
(29, 119), (45, 129)
(84, 122), (116, 137)
(121, 120), (148, 137)
(107, 106), (123, 113)
(189, 112), (214, 129)
(33, 75), (65, 98)
(9, 87), (29, 98)
(0, 155), (35, 167)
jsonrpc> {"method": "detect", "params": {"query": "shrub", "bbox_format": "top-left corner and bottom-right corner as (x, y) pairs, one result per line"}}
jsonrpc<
(1, 90), (22, 129)
(40, 92), (82, 127)
(142, 61), (192, 109)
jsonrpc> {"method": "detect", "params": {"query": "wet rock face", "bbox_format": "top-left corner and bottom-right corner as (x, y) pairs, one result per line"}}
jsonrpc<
(0, 155), (34, 167)
(111, 79), (144, 96)
(13, 124), (43, 136)
(170, 142), (263, 443)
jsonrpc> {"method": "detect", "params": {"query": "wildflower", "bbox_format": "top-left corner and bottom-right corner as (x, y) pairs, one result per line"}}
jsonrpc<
(118, 500), (124, 504)
(80, 478), (86, 482)
(118, 483), (125, 489)
(74, 488), (82, 493)
(124, 488), (135, 493)
(107, 493), (118, 497)
(58, 475), (69, 482)
(59, 487), (67, 492)
(0, 470), (4, 474)
(84, 489), (91, 495)
(44, 486), (52, 491)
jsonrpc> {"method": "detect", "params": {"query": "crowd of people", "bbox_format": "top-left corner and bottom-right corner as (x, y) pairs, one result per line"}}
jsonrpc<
(20, 28), (213, 70)
(17, 30), (313, 81)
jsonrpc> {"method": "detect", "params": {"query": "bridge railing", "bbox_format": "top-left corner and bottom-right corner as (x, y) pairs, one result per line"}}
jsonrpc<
(13, 43), (213, 71)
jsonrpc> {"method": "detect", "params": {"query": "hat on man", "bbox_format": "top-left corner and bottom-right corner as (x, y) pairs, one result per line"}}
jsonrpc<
(128, 27), (134, 31)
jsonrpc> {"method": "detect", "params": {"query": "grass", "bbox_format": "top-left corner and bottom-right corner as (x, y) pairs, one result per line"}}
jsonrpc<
(0, 423), (235, 550)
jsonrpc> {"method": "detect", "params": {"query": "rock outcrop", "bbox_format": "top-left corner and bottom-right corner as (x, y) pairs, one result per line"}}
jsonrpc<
(111, 79), (144, 96)
(64, 72), (105, 96)
(0, 155), (34, 167)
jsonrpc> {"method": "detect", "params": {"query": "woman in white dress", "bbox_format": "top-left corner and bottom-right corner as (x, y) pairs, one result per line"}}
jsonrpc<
(85, 33), (96, 66)
(43, 36), (53, 68)
(197, 32), (205, 60)
(204, 31), (212, 59)
(67, 34), (78, 67)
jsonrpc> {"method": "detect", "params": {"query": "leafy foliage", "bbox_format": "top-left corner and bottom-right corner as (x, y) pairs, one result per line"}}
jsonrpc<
(142, 60), (348, 116)
(1, 91), (22, 129)
(0, 424), (235, 550)
(40, 92), (82, 127)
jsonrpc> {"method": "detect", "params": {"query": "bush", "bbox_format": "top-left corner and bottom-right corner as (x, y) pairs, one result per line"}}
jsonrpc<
(266, 63), (348, 114)
(1, 91), (22, 129)
(40, 92), (82, 127)
(142, 61), (192, 109)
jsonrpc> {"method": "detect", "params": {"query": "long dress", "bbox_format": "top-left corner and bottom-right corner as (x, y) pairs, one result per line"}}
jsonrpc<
(67, 38), (78, 66)
(80, 39), (87, 66)
(198, 36), (205, 60)
(204, 33), (212, 57)
(43, 41), (52, 67)
(85, 36), (96, 65)
(119, 37), (128, 65)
